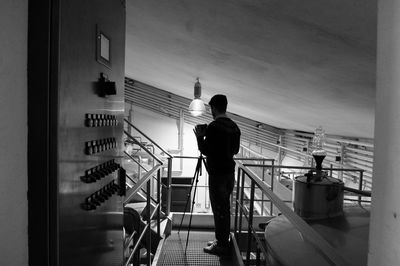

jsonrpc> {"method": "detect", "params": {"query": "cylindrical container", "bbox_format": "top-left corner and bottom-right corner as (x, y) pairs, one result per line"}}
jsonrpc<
(294, 175), (344, 220)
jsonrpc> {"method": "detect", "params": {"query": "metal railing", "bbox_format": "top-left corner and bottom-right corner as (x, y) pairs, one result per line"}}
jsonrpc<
(123, 164), (162, 266)
(166, 155), (277, 216)
(124, 118), (174, 214)
(166, 155), (210, 214)
(241, 163), (369, 206)
(123, 119), (174, 266)
(234, 162), (351, 266)
(235, 157), (276, 216)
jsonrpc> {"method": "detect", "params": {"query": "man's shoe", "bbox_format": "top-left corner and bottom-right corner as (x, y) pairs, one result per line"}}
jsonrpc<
(207, 240), (217, 246)
(203, 242), (230, 256)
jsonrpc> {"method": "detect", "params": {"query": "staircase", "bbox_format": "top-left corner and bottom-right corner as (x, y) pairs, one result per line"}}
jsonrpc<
(123, 119), (173, 266)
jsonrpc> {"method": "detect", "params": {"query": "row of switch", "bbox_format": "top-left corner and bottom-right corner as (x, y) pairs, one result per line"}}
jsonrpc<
(85, 138), (117, 155)
(81, 181), (121, 211)
(80, 160), (121, 183)
(85, 113), (118, 127)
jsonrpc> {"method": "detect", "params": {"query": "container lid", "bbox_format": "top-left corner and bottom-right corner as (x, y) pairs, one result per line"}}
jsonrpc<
(295, 175), (344, 185)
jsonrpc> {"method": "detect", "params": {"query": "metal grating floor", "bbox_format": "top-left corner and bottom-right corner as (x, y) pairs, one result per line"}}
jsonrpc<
(156, 230), (233, 266)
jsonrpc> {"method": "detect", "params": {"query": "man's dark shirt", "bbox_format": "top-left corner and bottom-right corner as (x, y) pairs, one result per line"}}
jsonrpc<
(197, 116), (241, 176)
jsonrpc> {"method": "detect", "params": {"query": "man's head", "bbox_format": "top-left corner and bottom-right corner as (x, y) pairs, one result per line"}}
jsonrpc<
(209, 94), (228, 119)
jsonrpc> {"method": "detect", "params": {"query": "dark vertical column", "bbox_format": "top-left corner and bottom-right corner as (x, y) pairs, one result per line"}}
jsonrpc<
(28, 1), (60, 265)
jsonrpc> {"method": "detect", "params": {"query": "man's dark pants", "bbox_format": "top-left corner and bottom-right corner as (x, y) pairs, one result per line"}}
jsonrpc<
(209, 173), (235, 247)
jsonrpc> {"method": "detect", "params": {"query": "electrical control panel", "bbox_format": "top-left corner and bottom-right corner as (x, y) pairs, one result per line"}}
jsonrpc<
(57, 1), (126, 265)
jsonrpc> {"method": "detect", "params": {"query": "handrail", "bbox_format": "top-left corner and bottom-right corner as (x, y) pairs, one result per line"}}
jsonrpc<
(236, 161), (349, 266)
(172, 155), (275, 161)
(172, 155), (201, 159)
(242, 164), (364, 172)
(124, 151), (150, 172)
(343, 186), (372, 197)
(236, 158), (275, 215)
(241, 139), (314, 159)
(234, 157), (275, 162)
(123, 122), (172, 265)
(124, 231), (137, 248)
(124, 164), (162, 205)
(236, 200), (269, 259)
(124, 130), (163, 164)
(239, 145), (273, 159)
(124, 119), (173, 158)
(125, 223), (150, 266)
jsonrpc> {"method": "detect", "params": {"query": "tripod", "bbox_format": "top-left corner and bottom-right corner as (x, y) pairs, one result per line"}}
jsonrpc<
(178, 155), (208, 254)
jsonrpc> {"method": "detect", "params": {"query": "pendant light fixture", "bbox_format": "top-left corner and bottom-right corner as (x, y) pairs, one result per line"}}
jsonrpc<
(188, 77), (206, 116)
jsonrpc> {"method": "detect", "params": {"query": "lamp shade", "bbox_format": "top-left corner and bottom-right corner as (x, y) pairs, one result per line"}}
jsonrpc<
(188, 77), (205, 116)
(189, 98), (206, 117)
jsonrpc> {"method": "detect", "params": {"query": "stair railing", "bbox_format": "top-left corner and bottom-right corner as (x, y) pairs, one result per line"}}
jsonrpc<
(123, 119), (173, 266)
(123, 164), (162, 266)
(124, 118), (174, 214)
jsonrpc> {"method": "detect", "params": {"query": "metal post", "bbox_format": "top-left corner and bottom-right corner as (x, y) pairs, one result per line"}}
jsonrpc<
(166, 157), (173, 215)
(246, 181), (256, 266)
(277, 135), (282, 182)
(234, 168), (241, 234)
(138, 156), (142, 180)
(122, 227), (126, 265)
(239, 170), (245, 238)
(261, 160), (265, 215)
(339, 143), (345, 181)
(128, 103), (133, 135)
(157, 169), (161, 236)
(178, 109), (184, 171)
(358, 171), (364, 205)
(146, 179), (151, 266)
(270, 161), (274, 215)
(256, 247), (261, 266)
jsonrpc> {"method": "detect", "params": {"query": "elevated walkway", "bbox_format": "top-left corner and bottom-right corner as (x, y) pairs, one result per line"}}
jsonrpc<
(154, 230), (235, 266)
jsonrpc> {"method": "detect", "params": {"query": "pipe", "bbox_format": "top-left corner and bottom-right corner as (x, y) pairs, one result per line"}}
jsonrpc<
(343, 186), (372, 197)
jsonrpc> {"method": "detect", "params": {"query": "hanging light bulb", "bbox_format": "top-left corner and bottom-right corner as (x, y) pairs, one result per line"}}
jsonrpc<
(188, 78), (206, 116)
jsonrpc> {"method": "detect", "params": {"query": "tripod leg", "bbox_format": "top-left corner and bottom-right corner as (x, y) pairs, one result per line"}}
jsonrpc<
(184, 167), (200, 254)
(178, 157), (202, 233)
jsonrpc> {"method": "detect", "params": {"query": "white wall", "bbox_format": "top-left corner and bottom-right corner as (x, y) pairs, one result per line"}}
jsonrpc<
(125, 104), (212, 212)
(126, 104), (200, 173)
(368, 0), (400, 265)
(0, 1), (28, 265)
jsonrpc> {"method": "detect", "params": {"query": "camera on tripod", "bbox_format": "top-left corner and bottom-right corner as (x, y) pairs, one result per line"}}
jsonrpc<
(195, 124), (207, 132)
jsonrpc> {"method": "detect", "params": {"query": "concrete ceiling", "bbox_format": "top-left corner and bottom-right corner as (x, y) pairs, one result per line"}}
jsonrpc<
(125, 0), (377, 138)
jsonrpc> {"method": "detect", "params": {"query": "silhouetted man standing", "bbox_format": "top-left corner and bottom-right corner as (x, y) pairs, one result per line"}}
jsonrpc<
(194, 94), (241, 255)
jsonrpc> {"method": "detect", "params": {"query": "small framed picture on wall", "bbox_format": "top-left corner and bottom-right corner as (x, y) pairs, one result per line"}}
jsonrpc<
(96, 25), (111, 68)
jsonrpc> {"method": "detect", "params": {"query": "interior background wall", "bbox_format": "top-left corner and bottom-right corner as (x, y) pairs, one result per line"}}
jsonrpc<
(125, 104), (219, 212)
(0, 1), (28, 265)
(125, 104), (200, 176)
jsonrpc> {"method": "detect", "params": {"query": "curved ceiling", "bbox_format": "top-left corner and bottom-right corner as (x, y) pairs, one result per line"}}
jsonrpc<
(125, 0), (377, 138)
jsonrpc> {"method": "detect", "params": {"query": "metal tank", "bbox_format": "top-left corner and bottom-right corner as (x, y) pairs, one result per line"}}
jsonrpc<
(293, 170), (344, 220)
(293, 127), (344, 220)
